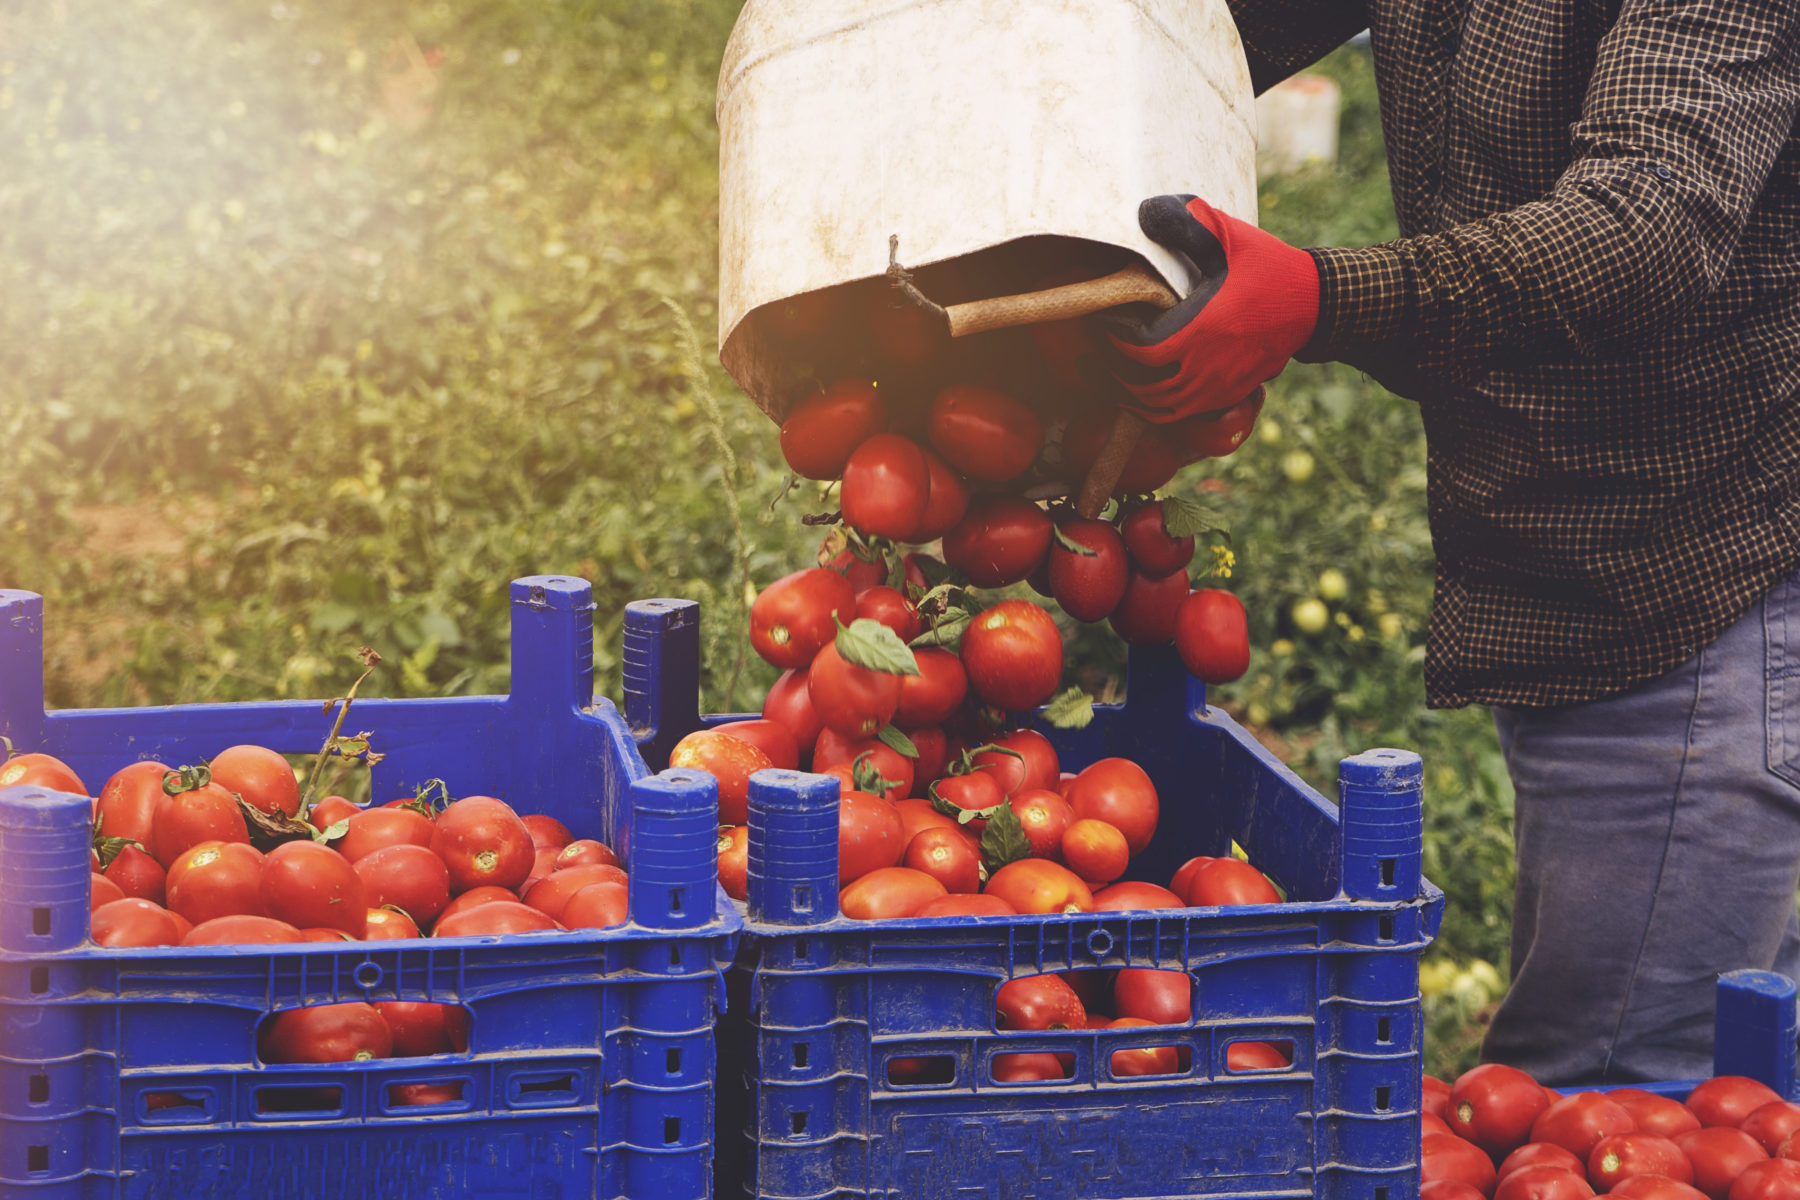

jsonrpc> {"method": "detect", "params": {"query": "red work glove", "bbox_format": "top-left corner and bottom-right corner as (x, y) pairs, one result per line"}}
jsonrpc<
(1103, 194), (1320, 421)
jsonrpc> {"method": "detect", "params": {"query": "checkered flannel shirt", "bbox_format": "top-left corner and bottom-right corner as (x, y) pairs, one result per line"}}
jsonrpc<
(1231, 0), (1800, 708)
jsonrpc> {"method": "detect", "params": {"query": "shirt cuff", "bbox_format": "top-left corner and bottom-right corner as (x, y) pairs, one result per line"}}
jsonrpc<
(1296, 244), (1411, 363)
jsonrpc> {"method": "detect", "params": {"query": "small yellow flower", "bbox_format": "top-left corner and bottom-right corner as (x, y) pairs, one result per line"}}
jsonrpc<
(1270, 638), (1294, 657)
(1209, 544), (1236, 578)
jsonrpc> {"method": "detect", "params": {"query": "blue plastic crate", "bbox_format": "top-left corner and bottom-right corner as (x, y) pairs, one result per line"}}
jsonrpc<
(0, 577), (739, 1200)
(620, 599), (1446, 1200)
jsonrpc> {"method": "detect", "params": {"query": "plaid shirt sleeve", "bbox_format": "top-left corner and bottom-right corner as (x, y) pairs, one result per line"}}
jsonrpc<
(1304, 1), (1800, 395)
(1226, 0), (1371, 94)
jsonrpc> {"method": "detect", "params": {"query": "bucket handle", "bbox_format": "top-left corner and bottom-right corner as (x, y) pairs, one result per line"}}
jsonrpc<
(941, 265), (1176, 520)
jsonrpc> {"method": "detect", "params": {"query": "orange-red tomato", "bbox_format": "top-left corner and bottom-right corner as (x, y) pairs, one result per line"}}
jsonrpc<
(1108, 1018), (1183, 1077)
(166, 840), (267, 925)
(717, 825), (749, 902)
(1060, 818), (1129, 887)
(669, 730), (774, 826)
(561, 881), (629, 930)
(0, 751), (89, 795)
(902, 826), (981, 893)
(262, 839), (367, 937)
(838, 866), (946, 920)
(430, 796), (535, 894)
(1063, 758), (1158, 856)
(208, 745), (300, 818)
(90, 898), (183, 948)
(983, 858), (1094, 915)
(1187, 858), (1281, 906)
(523, 864), (629, 921)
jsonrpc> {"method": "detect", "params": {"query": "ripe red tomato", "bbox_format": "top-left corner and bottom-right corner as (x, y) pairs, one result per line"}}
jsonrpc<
(374, 1001), (467, 1057)
(1108, 566), (1191, 644)
(556, 839), (621, 870)
(523, 864), (630, 921)
(1687, 1077), (1785, 1129)
(1106, 1017), (1183, 1077)
(1063, 758), (1158, 856)
(1119, 503), (1196, 578)
(714, 719), (801, 772)
(984, 858), (1093, 914)
(1420, 1182), (1488, 1200)
(1740, 1102), (1800, 1156)
(718, 825), (749, 901)
(895, 648), (968, 728)
(1614, 1090), (1703, 1139)
(838, 866), (947, 920)
(103, 844), (167, 905)
(992, 1051), (1071, 1083)
(1450, 1062), (1553, 1158)
(926, 383), (1043, 483)
(429, 796), (535, 895)
(1169, 387), (1264, 461)
(151, 768), (251, 868)
(1048, 517), (1129, 623)
(916, 893), (1018, 918)
(1060, 407), (1182, 493)
(561, 881), (629, 930)
(762, 668), (826, 751)
(669, 729), (775, 825)
(1091, 881), (1185, 910)
(434, 900), (563, 937)
(94, 760), (170, 846)
(1168, 855), (1217, 901)
(0, 751), (88, 795)
(940, 496), (1054, 589)
(838, 791), (906, 885)
(1500, 1143), (1586, 1181)
(1494, 1165), (1597, 1200)
(336, 807), (434, 862)
(166, 840), (267, 925)
(841, 433), (930, 540)
(960, 600), (1063, 713)
(1008, 788), (1074, 859)
(892, 797), (974, 845)
(996, 973), (1086, 1030)
(1676, 1127), (1769, 1199)
(90, 897), (183, 947)
(902, 826), (981, 893)
(182, 915), (304, 945)
(354, 843), (451, 927)
(904, 725), (949, 789)
(1532, 1093), (1638, 1161)
(260, 1003), (393, 1065)
(1590, 1132), (1695, 1191)
(750, 568), (857, 670)
(520, 814), (573, 850)
(363, 907), (420, 939)
(1175, 588), (1250, 684)
(432, 886), (518, 930)
(307, 794), (362, 832)
(779, 376), (888, 480)
(1609, 1179), (1709, 1200)
(913, 447), (971, 542)
(1423, 1132), (1501, 1197)
(1729, 1158), (1800, 1199)
(1112, 967), (1192, 1025)
(208, 745), (300, 818)
(972, 729), (1059, 797)
(262, 839), (367, 936)
(931, 769), (1006, 830)
(823, 542), (889, 595)
(1225, 1041), (1291, 1070)
(808, 642), (905, 739)
(1061, 818), (1129, 886)
(854, 585), (922, 643)
(1186, 857), (1280, 905)
(813, 730), (914, 800)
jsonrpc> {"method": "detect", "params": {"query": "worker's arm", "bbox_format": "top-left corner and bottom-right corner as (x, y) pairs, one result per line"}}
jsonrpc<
(1108, 0), (1800, 413)
(1226, 0), (1370, 94)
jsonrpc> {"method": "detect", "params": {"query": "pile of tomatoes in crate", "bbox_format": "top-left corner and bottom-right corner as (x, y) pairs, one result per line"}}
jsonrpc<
(0, 746), (627, 947)
(1423, 1063), (1800, 1199)
(670, 358), (1272, 923)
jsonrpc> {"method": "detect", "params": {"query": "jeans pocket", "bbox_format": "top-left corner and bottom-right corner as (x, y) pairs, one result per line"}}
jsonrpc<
(1766, 569), (1800, 789)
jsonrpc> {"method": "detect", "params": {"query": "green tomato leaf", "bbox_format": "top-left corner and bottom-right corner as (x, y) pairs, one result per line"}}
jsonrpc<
(1053, 524), (1099, 557)
(876, 725), (919, 759)
(836, 617), (922, 676)
(979, 802), (1034, 872)
(909, 610), (971, 650)
(1161, 495), (1224, 540)
(1043, 686), (1096, 730)
(315, 818), (351, 844)
(93, 834), (145, 870)
(849, 751), (903, 798)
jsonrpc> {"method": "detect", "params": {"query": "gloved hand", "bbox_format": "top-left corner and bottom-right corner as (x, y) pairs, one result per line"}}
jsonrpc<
(1103, 194), (1320, 420)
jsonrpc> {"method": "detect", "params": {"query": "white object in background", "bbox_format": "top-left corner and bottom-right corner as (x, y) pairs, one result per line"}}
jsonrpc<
(715, 0), (1259, 418)
(1255, 73), (1340, 177)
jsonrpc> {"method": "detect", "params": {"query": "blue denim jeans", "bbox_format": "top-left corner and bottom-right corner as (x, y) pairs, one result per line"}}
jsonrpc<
(1483, 570), (1800, 1085)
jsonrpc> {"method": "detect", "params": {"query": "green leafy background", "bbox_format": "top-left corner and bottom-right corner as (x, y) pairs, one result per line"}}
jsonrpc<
(1, 2), (1511, 1075)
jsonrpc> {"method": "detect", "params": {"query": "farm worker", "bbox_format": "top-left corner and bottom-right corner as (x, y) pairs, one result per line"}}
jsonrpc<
(1105, 4), (1800, 1086)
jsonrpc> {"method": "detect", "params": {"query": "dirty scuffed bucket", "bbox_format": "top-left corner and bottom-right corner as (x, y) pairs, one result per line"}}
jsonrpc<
(717, 0), (1258, 421)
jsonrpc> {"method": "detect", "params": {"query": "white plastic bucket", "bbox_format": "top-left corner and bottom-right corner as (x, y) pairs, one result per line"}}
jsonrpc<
(716, 0), (1258, 418)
